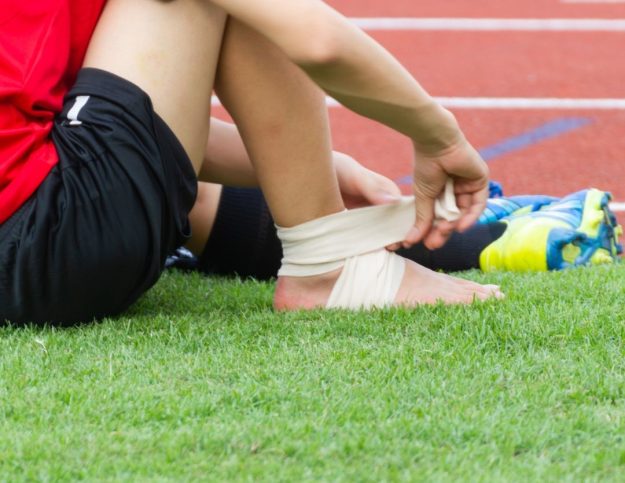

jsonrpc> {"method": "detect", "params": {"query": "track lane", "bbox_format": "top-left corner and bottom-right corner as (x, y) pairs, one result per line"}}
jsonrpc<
(328, 109), (625, 203)
(327, 0), (625, 19)
(367, 31), (625, 98)
(216, 1), (625, 223)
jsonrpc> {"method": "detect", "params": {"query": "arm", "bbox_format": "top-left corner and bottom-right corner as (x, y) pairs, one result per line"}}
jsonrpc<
(201, 118), (402, 207)
(199, 118), (258, 187)
(208, 0), (489, 248)
(208, 0), (449, 144)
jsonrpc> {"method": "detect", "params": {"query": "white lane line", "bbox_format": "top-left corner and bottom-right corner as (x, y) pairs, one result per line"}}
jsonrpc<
(435, 97), (625, 109)
(610, 202), (625, 212)
(350, 18), (625, 31)
(562, 0), (625, 4)
(212, 97), (625, 109)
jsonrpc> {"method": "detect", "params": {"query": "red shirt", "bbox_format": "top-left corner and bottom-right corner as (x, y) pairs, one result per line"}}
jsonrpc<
(0, 0), (105, 224)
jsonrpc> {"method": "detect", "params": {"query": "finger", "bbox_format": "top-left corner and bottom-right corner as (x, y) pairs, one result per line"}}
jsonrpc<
(376, 173), (402, 198)
(422, 219), (456, 249)
(453, 192), (476, 230)
(405, 193), (435, 246)
(364, 171), (402, 206)
(456, 191), (488, 232)
(385, 242), (402, 251)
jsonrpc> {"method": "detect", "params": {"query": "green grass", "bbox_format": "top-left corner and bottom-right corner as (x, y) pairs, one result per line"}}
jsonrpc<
(2, 265), (625, 481)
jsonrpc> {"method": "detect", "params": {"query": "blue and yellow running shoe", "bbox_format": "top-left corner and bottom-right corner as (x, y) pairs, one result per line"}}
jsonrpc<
(479, 195), (558, 224)
(480, 189), (623, 272)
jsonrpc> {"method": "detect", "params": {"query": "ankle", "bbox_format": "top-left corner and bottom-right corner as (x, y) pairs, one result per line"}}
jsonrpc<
(274, 268), (342, 311)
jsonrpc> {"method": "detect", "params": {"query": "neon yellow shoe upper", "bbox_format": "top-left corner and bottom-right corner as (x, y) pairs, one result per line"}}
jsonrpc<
(480, 189), (622, 272)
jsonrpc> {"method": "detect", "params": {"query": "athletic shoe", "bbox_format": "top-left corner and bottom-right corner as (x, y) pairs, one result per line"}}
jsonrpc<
(165, 246), (199, 271)
(488, 180), (504, 198)
(478, 194), (559, 224)
(480, 188), (622, 272)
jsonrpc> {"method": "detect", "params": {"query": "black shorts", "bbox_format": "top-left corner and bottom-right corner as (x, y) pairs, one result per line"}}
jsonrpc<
(0, 68), (197, 326)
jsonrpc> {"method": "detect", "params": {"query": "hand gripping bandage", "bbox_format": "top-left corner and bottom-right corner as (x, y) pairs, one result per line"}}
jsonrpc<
(276, 180), (461, 309)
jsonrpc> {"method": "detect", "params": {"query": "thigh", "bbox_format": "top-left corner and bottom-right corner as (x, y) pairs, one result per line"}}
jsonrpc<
(83, 0), (227, 172)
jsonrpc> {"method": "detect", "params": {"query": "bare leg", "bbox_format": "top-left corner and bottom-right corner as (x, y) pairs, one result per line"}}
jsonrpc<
(212, 20), (501, 308)
(215, 19), (344, 228)
(83, 1), (501, 308)
(83, 0), (227, 172)
(186, 182), (222, 255)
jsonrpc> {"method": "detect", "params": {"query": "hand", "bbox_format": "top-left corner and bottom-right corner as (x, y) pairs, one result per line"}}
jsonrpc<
(406, 136), (489, 250)
(333, 152), (402, 209)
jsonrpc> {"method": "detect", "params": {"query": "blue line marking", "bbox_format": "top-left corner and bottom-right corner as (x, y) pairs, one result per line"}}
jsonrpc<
(478, 117), (593, 161)
(397, 117), (593, 185)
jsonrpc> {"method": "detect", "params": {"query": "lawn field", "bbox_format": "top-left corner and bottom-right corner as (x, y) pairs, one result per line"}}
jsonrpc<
(2, 266), (625, 481)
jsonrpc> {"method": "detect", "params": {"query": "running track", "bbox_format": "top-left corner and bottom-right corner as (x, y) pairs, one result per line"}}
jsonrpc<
(220, 0), (625, 219)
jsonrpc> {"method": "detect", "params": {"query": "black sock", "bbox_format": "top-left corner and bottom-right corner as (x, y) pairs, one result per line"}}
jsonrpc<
(198, 187), (283, 280)
(396, 221), (507, 271)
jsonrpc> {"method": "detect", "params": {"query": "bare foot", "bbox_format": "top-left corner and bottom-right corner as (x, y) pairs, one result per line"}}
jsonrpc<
(274, 257), (503, 311)
(394, 260), (503, 305)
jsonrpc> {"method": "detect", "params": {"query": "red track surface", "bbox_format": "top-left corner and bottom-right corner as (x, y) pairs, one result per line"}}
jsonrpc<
(327, 0), (625, 19)
(329, 109), (625, 198)
(215, 1), (625, 221)
(321, 1), (625, 225)
(368, 31), (625, 98)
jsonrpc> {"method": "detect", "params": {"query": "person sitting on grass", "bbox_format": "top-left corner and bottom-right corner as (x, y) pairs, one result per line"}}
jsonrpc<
(1, 0), (507, 325)
(168, 120), (622, 279)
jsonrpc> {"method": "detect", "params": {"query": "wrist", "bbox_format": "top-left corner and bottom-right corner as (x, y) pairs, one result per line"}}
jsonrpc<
(410, 103), (464, 155)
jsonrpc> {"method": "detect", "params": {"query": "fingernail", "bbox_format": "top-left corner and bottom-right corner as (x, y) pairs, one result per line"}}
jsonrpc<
(406, 226), (420, 243)
(379, 192), (402, 203)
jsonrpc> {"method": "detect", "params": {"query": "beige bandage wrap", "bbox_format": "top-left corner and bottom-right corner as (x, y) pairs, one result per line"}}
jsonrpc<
(277, 180), (461, 309)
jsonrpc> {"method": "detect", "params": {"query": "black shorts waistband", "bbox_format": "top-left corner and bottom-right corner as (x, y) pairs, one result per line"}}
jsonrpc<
(66, 67), (153, 113)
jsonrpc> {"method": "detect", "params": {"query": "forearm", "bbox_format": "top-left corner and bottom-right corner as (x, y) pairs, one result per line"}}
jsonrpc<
(208, 0), (462, 151)
(301, 15), (462, 152)
(201, 119), (380, 194)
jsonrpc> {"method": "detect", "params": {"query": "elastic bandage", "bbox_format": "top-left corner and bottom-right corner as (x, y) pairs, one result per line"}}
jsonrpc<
(277, 180), (460, 309)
